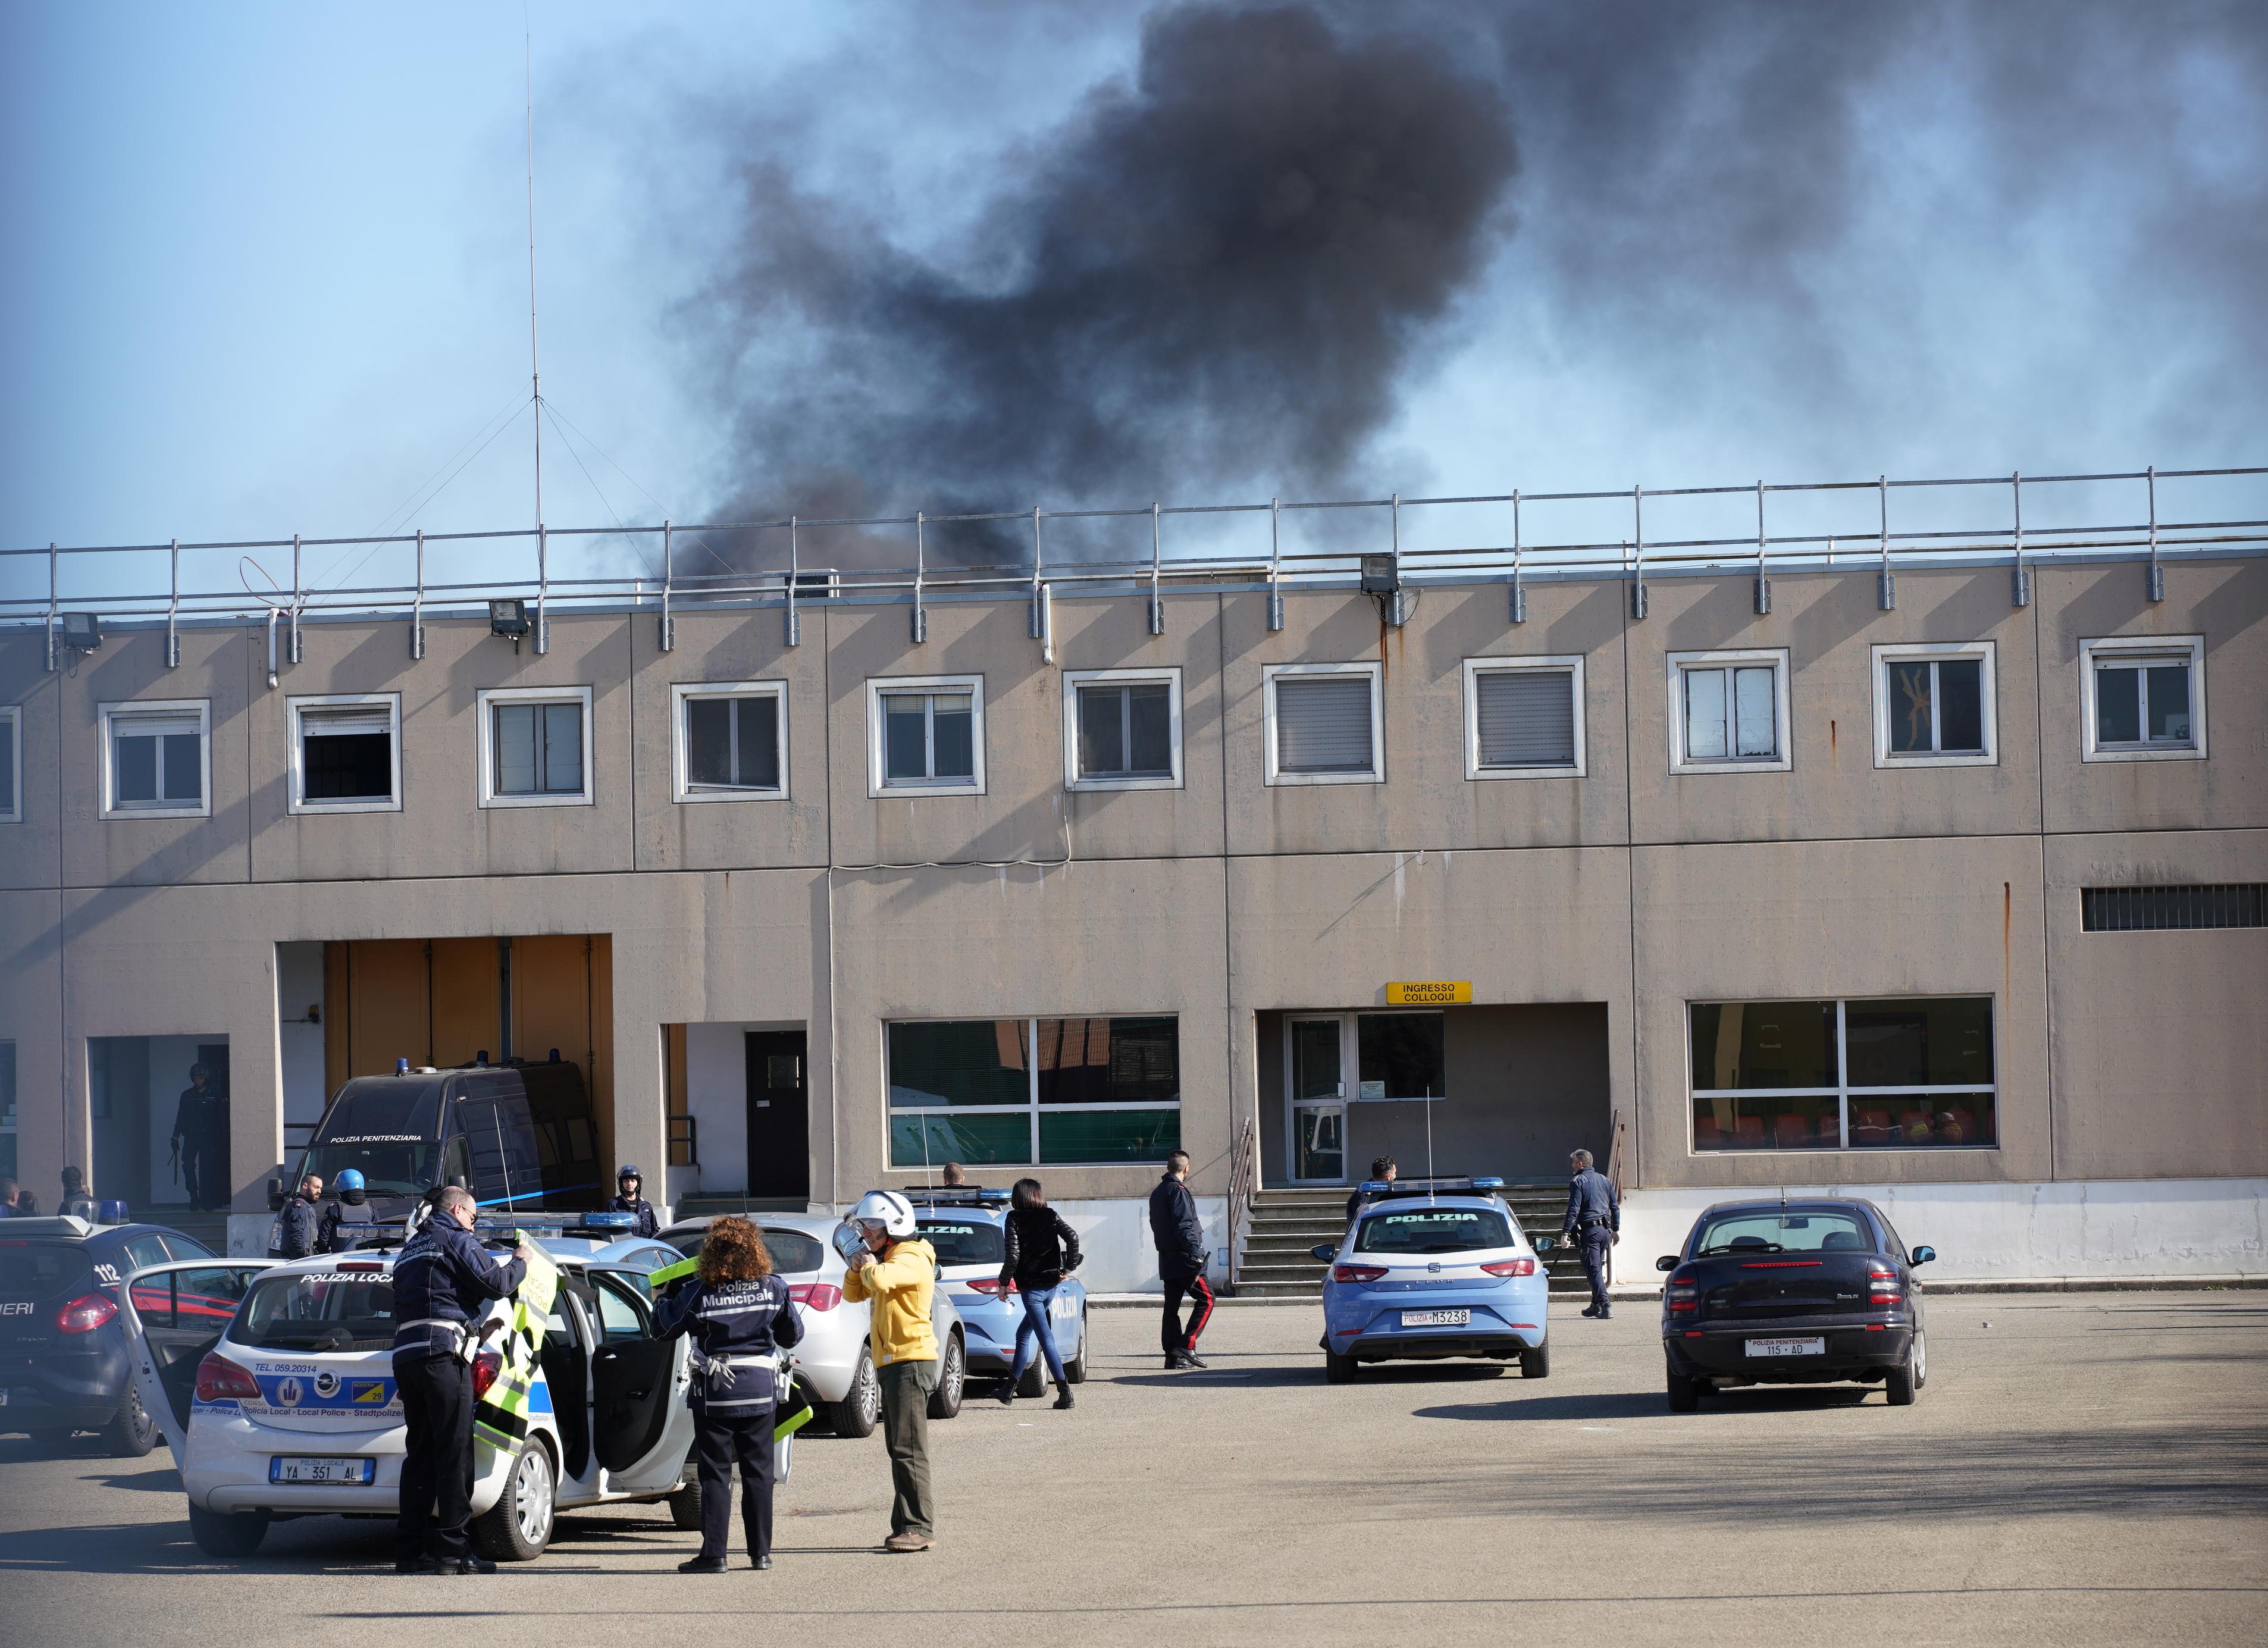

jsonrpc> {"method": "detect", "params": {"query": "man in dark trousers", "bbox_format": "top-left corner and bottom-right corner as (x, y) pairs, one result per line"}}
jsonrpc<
(1147, 1150), (1212, 1370)
(274, 1173), (324, 1258)
(170, 1063), (229, 1211)
(607, 1164), (661, 1238)
(389, 1185), (532, 1575)
(1560, 1148), (1621, 1319)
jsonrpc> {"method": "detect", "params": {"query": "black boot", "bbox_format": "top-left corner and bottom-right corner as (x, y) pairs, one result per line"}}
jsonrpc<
(1052, 1379), (1075, 1409)
(995, 1379), (1016, 1406)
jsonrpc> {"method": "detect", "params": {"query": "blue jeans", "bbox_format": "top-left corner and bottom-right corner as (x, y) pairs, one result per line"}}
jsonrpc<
(1008, 1284), (1067, 1383)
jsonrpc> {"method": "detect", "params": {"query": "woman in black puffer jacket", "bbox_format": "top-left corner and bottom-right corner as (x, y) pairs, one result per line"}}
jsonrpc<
(996, 1178), (1083, 1411)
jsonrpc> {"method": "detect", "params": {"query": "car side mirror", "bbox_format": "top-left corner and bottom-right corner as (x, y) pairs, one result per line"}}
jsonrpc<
(1656, 1255), (1679, 1272)
(267, 1176), (286, 1211)
(1910, 1245), (1935, 1266)
(1309, 1243), (1337, 1263)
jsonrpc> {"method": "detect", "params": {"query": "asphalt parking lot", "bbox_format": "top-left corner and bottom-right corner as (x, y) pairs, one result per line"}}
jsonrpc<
(1, 1290), (2261, 1647)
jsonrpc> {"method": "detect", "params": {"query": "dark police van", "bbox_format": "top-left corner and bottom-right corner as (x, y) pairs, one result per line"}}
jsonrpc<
(271, 1056), (603, 1240)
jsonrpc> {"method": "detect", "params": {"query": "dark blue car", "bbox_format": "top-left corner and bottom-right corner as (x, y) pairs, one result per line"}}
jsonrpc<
(0, 1214), (218, 1453)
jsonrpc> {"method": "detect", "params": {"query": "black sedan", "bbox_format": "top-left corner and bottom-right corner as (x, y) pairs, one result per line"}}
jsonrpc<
(0, 1214), (218, 1453)
(1656, 1198), (1934, 1412)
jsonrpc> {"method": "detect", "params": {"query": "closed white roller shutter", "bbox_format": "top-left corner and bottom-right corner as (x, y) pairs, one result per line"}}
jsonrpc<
(1475, 670), (1575, 767)
(300, 707), (391, 737)
(1274, 676), (1375, 773)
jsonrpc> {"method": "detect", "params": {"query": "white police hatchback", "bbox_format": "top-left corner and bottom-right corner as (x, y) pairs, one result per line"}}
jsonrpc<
(1311, 1178), (1552, 1383)
(118, 1241), (718, 1561)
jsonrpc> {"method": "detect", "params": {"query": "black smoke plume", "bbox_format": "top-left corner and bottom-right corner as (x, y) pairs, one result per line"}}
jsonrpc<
(694, 2), (1516, 565)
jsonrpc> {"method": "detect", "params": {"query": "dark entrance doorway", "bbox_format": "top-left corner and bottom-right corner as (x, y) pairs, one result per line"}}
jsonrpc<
(743, 1031), (810, 1201)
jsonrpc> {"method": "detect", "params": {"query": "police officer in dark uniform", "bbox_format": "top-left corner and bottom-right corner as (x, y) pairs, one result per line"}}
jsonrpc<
(607, 1164), (661, 1239)
(654, 1214), (802, 1573)
(1560, 1148), (1621, 1319)
(389, 1185), (532, 1574)
(170, 1064), (229, 1211)
(318, 1167), (378, 1252)
(274, 1174), (324, 1258)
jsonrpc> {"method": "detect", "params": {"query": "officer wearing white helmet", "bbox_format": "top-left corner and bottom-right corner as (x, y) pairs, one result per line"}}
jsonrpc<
(838, 1189), (941, 1552)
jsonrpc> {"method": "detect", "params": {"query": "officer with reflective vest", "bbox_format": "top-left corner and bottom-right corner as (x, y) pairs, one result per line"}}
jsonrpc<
(607, 1164), (662, 1239)
(318, 1167), (378, 1252)
(389, 1185), (532, 1575)
(653, 1215), (803, 1573)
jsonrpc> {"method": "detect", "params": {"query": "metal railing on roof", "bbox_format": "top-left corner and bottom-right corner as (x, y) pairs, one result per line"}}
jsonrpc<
(7, 462), (2264, 667)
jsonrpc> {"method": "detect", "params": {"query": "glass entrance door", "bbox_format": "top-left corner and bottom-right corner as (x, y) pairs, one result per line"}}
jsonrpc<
(1288, 1017), (1346, 1183)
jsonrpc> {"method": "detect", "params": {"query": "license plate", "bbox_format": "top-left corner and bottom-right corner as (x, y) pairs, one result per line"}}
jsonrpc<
(1400, 1308), (1471, 1329)
(270, 1456), (376, 1485)
(1744, 1336), (1827, 1358)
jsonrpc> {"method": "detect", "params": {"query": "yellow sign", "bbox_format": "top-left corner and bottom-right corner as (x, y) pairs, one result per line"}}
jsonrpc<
(1387, 981), (1471, 1005)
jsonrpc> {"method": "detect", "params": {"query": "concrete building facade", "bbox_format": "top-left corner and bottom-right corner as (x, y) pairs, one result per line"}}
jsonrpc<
(2, 548), (2263, 1288)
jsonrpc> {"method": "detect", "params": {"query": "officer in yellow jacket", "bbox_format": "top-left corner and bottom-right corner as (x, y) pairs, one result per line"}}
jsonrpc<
(838, 1190), (939, 1552)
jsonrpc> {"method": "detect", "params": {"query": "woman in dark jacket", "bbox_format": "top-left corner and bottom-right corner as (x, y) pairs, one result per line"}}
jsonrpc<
(995, 1177), (1082, 1411)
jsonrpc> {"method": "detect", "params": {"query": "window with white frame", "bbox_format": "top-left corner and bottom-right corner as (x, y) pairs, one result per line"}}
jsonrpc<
(287, 694), (401, 813)
(2081, 635), (2206, 761)
(887, 1015), (1180, 1167)
(1667, 650), (1790, 773)
(1063, 668), (1181, 790)
(867, 675), (983, 795)
(99, 699), (211, 819)
(1264, 662), (1383, 785)
(477, 687), (593, 807)
(1689, 997), (1997, 1152)
(672, 681), (787, 803)
(0, 705), (18, 823)
(1872, 643), (1996, 768)
(1462, 656), (1584, 779)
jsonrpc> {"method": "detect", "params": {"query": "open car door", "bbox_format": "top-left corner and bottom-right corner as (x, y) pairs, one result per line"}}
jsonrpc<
(585, 1267), (694, 1492)
(118, 1260), (275, 1456)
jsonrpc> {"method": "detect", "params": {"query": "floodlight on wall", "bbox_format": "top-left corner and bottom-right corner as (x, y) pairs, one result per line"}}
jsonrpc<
(60, 612), (102, 652)
(488, 598), (531, 638)
(1359, 553), (1400, 594)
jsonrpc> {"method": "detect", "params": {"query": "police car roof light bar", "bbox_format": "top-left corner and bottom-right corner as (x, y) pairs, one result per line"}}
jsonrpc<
(1359, 1175), (1505, 1196)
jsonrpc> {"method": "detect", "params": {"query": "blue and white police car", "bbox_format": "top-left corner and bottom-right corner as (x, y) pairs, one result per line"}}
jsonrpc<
(909, 1189), (1088, 1395)
(115, 1232), (722, 1561)
(1311, 1177), (1551, 1384)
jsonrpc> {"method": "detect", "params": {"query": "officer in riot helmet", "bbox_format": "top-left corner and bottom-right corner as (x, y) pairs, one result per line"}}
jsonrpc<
(319, 1167), (378, 1252)
(608, 1165), (660, 1239)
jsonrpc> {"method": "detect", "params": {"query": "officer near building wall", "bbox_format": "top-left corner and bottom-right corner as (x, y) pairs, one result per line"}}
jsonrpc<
(1560, 1148), (1621, 1319)
(389, 1185), (532, 1575)
(654, 1215), (803, 1572)
(170, 1063), (229, 1211)
(607, 1165), (661, 1238)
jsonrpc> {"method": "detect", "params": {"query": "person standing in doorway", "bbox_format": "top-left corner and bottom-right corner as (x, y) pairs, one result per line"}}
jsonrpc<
(994, 1178), (1082, 1411)
(1346, 1156), (1397, 1227)
(171, 1064), (228, 1211)
(839, 1190), (941, 1553)
(656, 1216), (803, 1573)
(1148, 1151), (1212, 1370)
(1561, 1149), (1620, 1319)
(609, 1165), (661, 1237)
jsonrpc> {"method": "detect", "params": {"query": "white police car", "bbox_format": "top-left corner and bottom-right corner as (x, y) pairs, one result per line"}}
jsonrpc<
(1311, 1177), (1552, 1383)
(118, 1236), (731, 1560)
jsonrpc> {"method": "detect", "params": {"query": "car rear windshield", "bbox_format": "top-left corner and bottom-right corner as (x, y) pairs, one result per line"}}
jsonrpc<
(1692, 1209), (1875, 1257)
(1354, 1207), (1514, 1255)
(0, 1243), (95, 1301)
(665, 1227), (826, 1276)
(917, 1220), (1006, 1267)
(230, 1272), (397, 1352)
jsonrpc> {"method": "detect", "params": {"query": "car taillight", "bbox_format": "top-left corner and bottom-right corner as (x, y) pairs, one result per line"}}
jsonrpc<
(195, 1352), (262, 1402)
(471, 1347), (503, 1400)
(1868, 1263), (1903, 1304)
(1481, 1257), (1537, 1278)
(788, 1283), (841, 1312)
(1332, 1264), (1388, 1284)
(965, 1278), (1018, 1297)
(1665, 1265), (1699, 1314)
(56, 1293), (117, 1334)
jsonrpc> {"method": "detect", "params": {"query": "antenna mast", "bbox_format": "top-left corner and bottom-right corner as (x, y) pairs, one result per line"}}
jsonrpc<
(524, 18), (543, 530)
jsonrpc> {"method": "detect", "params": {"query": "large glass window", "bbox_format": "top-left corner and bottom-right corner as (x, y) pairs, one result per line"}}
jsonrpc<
(888, 1016), (1180, 1167)
(1355, 1014), (1445, 1101)
(1689, 998), (1996, 1151)
(1684, 666), (1777, 761)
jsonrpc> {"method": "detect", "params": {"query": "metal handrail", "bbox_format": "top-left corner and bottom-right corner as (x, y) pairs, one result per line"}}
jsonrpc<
(1225, 1114), (1258, 1292)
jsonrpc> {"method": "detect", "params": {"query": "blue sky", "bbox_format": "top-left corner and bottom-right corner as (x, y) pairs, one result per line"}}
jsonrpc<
(4, 2), (2263, 587)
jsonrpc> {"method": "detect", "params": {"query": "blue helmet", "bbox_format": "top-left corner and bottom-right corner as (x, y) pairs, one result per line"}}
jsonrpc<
(335, 1168), (365, 1192)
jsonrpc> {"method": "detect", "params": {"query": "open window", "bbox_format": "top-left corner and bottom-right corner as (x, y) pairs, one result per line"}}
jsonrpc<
(289, 694), (402, 813)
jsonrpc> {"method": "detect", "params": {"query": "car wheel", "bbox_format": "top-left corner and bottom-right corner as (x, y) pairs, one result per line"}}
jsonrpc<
(1324, 1348), (1357, 1384)
(1520, 1342), (1551, 1380)
(187, 1505), (269, 1558)
(667, 1456), (702, 1530)
(1912, 1326), (1928, 1389)
(927, 1331), (966, 1420)
(1066, 1308), (1089, 1384)
(832, 1350), (881, 1439)
(1885, 1336), (1921, 1406)
(105, 1383), (161, 1458)
(471, 1440), (556, 1561)
(1665, 1367), (1700, 1414)
(1016, 1362), (1046, 1398)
